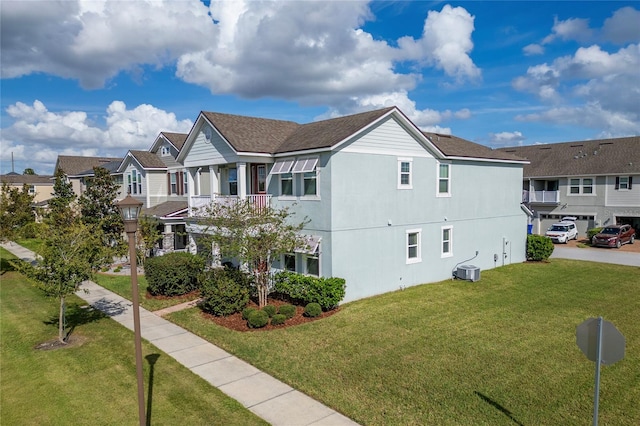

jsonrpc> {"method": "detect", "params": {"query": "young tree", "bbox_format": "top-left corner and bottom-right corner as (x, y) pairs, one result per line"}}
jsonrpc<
(137, 215), (162, 264)
(0, 182), (36, 242)
(78, 166), (125, 260)
(23, 168), (36, 175)
(15, 221), (103, 342)
(197, 200), (309, 307)
(47, 168), (77, 229)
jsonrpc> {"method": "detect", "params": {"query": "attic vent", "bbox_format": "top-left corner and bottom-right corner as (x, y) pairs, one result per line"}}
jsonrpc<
(539, 147), (552, 150)
(504, 150), (516, 152)
(599, 142), (613, 146)
(570, 144), (583, 147)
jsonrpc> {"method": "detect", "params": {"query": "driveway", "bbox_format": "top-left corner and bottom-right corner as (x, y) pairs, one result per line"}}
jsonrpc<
(550, 238), (640, 267)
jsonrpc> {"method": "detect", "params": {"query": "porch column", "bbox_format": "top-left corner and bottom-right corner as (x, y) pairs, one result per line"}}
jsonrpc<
(209, 165), (219, 195)
(237, 162), (247, 200)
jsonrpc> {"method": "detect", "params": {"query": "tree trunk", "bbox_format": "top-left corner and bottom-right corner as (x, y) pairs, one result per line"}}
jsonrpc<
(59, 296), (66, 343)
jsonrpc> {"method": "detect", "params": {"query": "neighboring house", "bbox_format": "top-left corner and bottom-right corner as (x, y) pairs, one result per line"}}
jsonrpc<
(498, 136), (640, 237)
(116, 132), (189, 254)
(177, 106), (528, 302)
(54, 155), (122, 197)
(0, 173), (55, 205)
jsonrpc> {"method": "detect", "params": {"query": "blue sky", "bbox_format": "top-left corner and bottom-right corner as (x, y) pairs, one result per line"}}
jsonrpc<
(1, 0), (639, 175)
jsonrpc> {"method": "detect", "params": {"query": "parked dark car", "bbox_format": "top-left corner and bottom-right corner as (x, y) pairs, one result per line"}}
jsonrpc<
(591, 224), (636, 248)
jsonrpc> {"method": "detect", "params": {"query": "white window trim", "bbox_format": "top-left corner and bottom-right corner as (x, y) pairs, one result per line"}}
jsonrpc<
(281, 253), (297, 273)
(161, 146), (170, 157)
(279, 172), (296, 199)
(406, 228), (422, 264)
(303, 243), (321, 276)
(567, 177), (596, 196)
(441, 225), (453, 258)
(397, 158), (413, 189)
(618, 176), (630, 190)
(436, 161), (451, 197)
(300, 169), (320, 200)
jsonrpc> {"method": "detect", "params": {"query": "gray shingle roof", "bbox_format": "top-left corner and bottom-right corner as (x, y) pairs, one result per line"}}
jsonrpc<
(130, 150), (167, 169)
(143, 201), (188, 218)
(202, 112), (300, 153)
(275, 107), (396, 153)
(56, 155), (122, 176)
(424, 132), (526, 162)
(496, 136), (640, 177)
(1, 174), (54, 185)
(161, 132), (188, 151)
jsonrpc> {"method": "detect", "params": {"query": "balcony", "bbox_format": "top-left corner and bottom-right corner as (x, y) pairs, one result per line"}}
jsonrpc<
(190, 194), (272, 216)
(522, 190), (560, 204)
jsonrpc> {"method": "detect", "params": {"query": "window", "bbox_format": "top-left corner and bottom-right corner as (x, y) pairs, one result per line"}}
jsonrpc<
(441, 226), (453, 257)
(305, 246), (320, 276)
(128, 170), (143, 194)
(183, 170), (188, 194)
(398, 158), (412, 189)
(283, 254), (296, 272)
(160, 146), (170, 156)
(406, 229), (421, 264)
(438, 163), (450, 196)
(28, 185), (35, 194)
(170, 173), (177, 194)
(280, 173), (293, 196)
(303, 171), (317, 196)
(228, 168), (238, 196)
(616, 176), (633, 190)
(569, 178), (596, 195)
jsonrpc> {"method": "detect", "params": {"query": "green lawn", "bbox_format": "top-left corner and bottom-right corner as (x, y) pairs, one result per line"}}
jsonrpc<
(167, 259), (640, 425)
(0, 248), (267, 426)
(94, 273), (199, 312)
(15, 238), (43, 254)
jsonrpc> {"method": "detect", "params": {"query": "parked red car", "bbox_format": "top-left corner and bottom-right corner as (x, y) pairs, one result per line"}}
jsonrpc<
(591, 224), (636, 248)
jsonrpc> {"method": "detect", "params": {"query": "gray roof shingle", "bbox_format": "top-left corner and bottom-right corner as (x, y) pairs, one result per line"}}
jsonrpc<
(161, 132), (188, 151)
(497, 136), (640, 177)
(143, 201), (188, 218)
(1, 174), (54, 185)
(56, 155), (122, 176)
(425, 132), (526, 161)
(130, 150), (167, 169)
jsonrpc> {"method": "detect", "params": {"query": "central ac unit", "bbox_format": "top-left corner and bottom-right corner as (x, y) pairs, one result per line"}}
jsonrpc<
(455, 265), (480, 282)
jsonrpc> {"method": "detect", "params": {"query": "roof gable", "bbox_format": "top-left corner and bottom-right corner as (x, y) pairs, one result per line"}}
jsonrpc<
(118, 150), (167, 173)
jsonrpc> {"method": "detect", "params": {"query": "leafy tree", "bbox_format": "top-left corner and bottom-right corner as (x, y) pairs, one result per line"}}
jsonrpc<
(23, 168), (36, 175)
(137, 215), (162, 263)
(196, 200), (308, 307)
(15, 221), (104, 343)
(78, 166), (125, 260)
(0, 182), (36, 242)
(47, 168), (77, 229)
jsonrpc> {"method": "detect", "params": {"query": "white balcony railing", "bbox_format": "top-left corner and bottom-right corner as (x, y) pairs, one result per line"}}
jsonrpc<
(523, 190), (560, 204)
(190, 194), (272, 216)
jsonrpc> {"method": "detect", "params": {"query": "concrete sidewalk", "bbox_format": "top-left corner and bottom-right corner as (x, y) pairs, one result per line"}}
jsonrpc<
(1, 242), (358, 426)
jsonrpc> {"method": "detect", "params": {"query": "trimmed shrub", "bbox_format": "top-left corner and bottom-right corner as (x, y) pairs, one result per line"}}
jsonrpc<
(587, 227), (603, 241)
(271, 314), (287, 326)
(199, 268), (250, 316)
(273, 271), (346, 310)
(242, 307), (256, 320)
(526, 234), (554, 261)
(304, 302), (322, 318)
(247, 309), (269, 328)
(19, 222), (46, 239)
(263, 304), (277, 318)
(145, 252), (205, 296)
(278, 304), (296, 319)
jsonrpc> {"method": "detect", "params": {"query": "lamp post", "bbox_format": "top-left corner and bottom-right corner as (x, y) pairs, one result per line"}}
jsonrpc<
(116, 194), (145, 426)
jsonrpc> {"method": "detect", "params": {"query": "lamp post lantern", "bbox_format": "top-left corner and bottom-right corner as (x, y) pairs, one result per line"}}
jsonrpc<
(116, 194), (146, 426)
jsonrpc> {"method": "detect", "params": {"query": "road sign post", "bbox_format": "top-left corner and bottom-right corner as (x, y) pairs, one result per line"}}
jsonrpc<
(576, 317), (625, 426)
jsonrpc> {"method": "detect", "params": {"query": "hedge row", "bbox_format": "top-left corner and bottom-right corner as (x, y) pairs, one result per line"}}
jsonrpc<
(272, 271), (346, 310)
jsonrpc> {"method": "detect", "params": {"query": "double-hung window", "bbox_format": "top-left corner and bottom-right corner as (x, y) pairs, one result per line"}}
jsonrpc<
(406, 229), (422, 264)
(271, 159), (296, 197)
(293, 158), (319, 197)
(303, 172), (317, 196)
(170, 173), (178, 194)
(128, 170), (143, 195)
(283, 254), (296, 272)
(615, 176), (633, 190)
(280, 173), (293, 196)
(183, 170), (188, 194)
(305, 246), (320, 276)
(398, 158), (412, 189)
(437, 162), (450, 196)
(441, 226), (453, 257)
(228, 168), (238, 196)
(569, 178), (595, 195)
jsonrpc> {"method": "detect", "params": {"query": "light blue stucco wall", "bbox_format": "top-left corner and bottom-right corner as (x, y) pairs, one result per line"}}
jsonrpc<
(271, 116), (526, 303)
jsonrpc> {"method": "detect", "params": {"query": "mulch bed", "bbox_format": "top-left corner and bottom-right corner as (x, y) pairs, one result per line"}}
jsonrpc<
(201, 298), (339, 332)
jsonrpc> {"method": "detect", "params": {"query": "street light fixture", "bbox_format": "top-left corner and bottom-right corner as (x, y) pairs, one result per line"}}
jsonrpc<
(116, 194), (145, 426)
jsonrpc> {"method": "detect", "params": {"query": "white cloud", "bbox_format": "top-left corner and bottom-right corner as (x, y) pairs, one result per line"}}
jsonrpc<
(602, 6), (640, 44)
(1, 1), (481, 115)
(397, 4), (481, 83)
(542, 16), (593, 44)
(488, 131), (526, 147)
(1, 100), (193, 174)
(523, 44), (544, 56)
